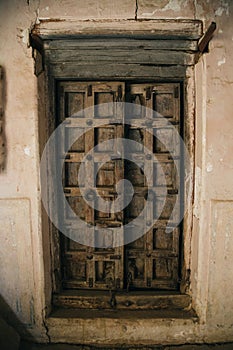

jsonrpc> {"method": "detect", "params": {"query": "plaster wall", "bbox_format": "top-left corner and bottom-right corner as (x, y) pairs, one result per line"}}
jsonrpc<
(0, 0), (233, 345)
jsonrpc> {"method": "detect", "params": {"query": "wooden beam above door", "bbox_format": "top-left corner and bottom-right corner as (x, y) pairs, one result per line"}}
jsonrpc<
(31, 19), (203, 40)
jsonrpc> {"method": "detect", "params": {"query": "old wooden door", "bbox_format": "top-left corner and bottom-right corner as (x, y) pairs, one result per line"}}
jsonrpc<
(57, 81), (181, 292)
(124, 83), (180, 290)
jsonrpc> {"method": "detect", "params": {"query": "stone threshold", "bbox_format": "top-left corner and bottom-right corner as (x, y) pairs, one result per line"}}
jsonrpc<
(45, 306), (198, 344)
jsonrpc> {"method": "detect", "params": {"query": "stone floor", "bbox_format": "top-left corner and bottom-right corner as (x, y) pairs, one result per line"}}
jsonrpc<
(19, 341), (233, 350)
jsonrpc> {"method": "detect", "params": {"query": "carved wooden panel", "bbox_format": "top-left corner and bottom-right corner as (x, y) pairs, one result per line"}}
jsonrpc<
(57, 81), (181, 292)
(124, 83), (180, 291)
(58, 81), (125, 290)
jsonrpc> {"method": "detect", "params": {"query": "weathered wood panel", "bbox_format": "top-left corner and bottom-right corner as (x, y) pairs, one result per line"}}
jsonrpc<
(53, 290), (191, 310)
(59, 81), (125, 290)
(124, 82), (180, 291)
(49, 63), (186, 79)
(46, 39), (199, 51)
(32, 19), (203, 40)
(47, 49), (195, 65)
(57, 80), (182, 296)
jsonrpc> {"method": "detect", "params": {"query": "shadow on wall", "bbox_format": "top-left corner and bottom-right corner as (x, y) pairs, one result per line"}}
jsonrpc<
(0, 294), (36, 350)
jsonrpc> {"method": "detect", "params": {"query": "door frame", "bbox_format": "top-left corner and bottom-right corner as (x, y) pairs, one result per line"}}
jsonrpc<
(31, 20), (201, 314)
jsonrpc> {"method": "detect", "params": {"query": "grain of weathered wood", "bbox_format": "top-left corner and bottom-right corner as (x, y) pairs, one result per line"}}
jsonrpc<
(46, 49), (195, 65)
(49, 63), (186, 79)
(32, 19), (203, 40)
(53, 290), (191, 310)
(46, 39), (199, 51)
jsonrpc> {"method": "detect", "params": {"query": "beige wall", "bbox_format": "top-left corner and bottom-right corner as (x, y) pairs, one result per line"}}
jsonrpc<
(0, 0), (233, 344)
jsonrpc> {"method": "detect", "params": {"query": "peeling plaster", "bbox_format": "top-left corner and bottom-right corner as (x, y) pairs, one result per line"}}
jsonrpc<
(16, 28), (30, 46)
(195, 2), (204, 17)
(195, 0), (229, 19)
(22, 29), (29, 45)
(206, 163), (213, 173)
(24, 146), (31, 156)
(141, 0), (187, 16)
(161, 0), (183, 12)
(215, 1), (229, 17)
(217, 57), (226, 66)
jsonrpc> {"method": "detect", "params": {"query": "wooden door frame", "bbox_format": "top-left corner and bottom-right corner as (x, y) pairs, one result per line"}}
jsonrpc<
(31, 19), (202, 314)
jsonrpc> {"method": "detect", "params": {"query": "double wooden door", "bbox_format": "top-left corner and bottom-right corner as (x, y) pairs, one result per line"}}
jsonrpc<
(57, 81), (181, 291)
